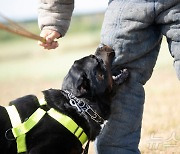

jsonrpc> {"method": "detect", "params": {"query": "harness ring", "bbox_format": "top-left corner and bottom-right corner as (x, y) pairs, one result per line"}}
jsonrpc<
(5, 128), (15, 141)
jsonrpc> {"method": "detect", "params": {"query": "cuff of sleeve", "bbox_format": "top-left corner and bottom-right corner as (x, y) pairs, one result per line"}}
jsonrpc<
(42, 25), (67, 37)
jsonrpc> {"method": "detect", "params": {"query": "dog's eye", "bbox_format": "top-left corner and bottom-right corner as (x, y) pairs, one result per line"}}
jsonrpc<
(97, 73), (104, 81)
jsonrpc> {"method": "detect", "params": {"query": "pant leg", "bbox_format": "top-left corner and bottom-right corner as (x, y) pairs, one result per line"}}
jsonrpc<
(96, 0), (163, 153)
(155, 0), (180, 80)
(96, 80), (144, 154)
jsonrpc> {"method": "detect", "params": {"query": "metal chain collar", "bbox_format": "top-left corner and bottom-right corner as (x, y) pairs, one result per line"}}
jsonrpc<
(63, 90), (104, 124)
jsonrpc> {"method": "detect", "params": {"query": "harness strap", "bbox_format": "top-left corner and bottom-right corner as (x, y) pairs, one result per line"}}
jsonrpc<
(5, 97), (88, 153)
(13, 108), (46, 153)
(38, 97), (88, 145)
(47, 108), (88, 145)
(5, 105), (21, 127)
(38, 98), (47, 106)
(12, 108), (46, 137)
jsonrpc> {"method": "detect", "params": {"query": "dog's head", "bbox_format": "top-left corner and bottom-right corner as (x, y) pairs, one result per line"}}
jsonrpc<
(62, 45), (114, 99)
(61, 45), (115, 119)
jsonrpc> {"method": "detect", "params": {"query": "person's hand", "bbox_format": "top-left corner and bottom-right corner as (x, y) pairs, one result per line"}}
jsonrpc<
(38, 29), (61, 50)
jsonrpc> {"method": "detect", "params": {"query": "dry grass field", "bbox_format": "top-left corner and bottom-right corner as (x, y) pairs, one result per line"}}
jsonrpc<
(139, 40), (180, 154)
(0, 18), (179, 153)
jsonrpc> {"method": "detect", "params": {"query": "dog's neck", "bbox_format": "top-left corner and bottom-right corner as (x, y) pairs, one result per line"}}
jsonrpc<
(62, 90), (104, 124)
(42, 89), (103, 141)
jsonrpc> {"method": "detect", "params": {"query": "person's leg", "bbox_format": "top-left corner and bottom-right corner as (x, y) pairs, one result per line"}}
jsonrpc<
(96, 0), (163, 153)
(155, 0), (180, 80)
(97, 80), (144, 154)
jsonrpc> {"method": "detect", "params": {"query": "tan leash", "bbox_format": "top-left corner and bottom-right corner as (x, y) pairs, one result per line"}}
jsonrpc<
(0, 13), (46, 43)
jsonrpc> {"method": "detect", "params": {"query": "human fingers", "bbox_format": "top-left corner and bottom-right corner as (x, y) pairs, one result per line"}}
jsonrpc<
(45, 31), (61, 44)
(38, 30), (51, 47)
(38, 30), (61, 49)
(42, 41), (59, 50)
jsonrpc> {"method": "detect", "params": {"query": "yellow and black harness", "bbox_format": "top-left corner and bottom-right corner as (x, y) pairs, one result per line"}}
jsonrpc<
(5, 90), (104, 153)
(5, 97), (88, 153)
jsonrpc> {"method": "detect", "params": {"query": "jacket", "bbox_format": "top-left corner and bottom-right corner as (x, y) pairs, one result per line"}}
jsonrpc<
(38, 0), (74, 37)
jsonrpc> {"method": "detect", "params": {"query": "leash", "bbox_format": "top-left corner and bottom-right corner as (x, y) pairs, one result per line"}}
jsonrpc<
(0, 13), (46, 43)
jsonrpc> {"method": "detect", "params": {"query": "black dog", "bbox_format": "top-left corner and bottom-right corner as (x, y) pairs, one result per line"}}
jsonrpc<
(0, 45), (128, 154)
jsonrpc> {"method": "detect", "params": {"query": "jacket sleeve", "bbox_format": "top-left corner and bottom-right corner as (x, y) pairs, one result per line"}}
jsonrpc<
(156, 2), (180, 80)
(38, 0), (74, 37)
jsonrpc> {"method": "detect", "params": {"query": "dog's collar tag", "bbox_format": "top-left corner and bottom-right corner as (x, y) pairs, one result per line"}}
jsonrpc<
(63, 90), (104, 124)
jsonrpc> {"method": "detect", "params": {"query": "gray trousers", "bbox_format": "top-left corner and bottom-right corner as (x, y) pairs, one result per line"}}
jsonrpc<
(96, 0), (180, 153)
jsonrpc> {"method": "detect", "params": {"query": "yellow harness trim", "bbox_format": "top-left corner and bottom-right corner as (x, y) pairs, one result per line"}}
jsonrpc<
(5, 98), (88, 153)
(11, 108), (46, 153)
(12, 108), (46, 137)
(47, 108), (88, 145)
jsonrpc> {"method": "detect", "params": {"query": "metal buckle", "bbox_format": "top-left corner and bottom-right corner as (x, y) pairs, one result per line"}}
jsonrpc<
(5, 128), (15, 141)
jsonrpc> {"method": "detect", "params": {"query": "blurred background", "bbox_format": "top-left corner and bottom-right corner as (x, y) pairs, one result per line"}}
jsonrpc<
(0, 0), (179, 153)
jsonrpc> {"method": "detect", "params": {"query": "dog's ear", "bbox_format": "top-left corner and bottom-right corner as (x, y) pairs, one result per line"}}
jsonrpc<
(62, 65), (91, 97)
(77, 73), (90, 96)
